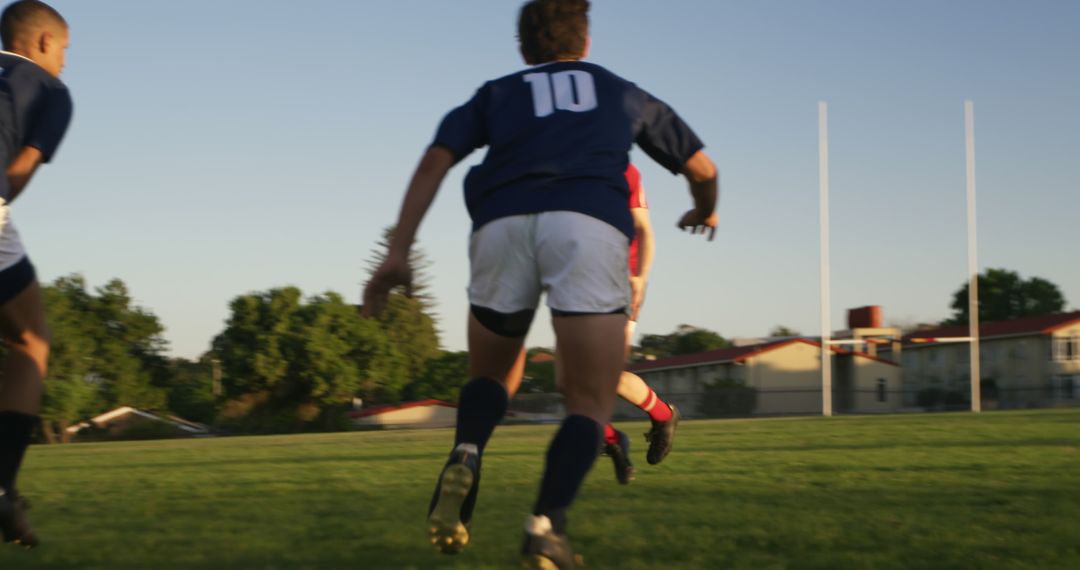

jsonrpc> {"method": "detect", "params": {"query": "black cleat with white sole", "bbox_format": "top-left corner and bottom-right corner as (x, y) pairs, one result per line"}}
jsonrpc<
(427, 445), (480, 555)
(521, 514), (582, 570)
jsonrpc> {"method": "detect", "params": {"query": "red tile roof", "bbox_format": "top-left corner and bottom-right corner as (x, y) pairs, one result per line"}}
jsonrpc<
(903, 310), (1080, 345)
(627, 338), (897, 373)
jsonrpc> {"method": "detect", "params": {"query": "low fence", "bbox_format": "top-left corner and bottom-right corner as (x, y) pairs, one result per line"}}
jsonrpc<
(509, 387), (1079, 421)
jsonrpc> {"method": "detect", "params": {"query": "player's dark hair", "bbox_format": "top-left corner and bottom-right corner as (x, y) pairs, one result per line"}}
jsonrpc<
(1, 0), (66, 50)
(517, 0), (589, 65)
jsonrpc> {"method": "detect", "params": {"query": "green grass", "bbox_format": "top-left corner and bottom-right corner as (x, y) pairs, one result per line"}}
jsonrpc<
(3, 409), (1079, 569)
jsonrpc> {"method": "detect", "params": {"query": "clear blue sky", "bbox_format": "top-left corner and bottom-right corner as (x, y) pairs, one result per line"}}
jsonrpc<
(20, 1), (1080, 359)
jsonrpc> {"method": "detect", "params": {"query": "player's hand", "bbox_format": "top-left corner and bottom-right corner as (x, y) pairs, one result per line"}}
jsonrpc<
(629, 275), (647, 321)
(362, 253), (412, 318)
(677, 209), (718, 241)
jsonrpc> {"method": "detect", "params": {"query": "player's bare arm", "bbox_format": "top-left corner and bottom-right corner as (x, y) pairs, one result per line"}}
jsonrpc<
(629, 205), (654, 321)
(5, 147), (45, 203)
(676, 150), (719, 240)
(362, 145), (455, 317)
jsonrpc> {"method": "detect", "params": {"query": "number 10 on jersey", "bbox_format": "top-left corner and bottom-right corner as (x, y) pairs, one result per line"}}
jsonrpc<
(524, 70), (598, 118)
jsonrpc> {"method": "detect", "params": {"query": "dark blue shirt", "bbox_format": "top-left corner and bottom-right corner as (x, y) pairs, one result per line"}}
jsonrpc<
(0, 51), (73, 200)
(432, 61), (703, 239)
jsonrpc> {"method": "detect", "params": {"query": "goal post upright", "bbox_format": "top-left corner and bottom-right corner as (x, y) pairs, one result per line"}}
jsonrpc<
(819, 101), (833, 417)
(965, 100), (982, 412)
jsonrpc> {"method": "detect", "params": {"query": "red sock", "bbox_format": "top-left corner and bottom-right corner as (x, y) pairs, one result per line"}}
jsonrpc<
(638, 389), (673, 422)
(603, 423), (620, 445)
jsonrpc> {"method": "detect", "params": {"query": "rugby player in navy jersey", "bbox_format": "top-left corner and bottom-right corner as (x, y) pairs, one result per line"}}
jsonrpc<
(0, 0), (73, 550)
(363, 0), (717, 567)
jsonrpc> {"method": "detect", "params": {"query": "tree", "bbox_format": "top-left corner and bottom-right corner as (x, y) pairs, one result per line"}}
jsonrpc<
(288, 292), (408, 406)
(40, 277), (100, 442)
(92, 279), (170, 410)
(212, 287), (303, 399)
(211, 288), (410, 431)
(946, 268), (1066, 325)
(372, 293), (441, 386)
(769, 325), (800, 337)
(364, 225), (442, 385)
(636, 325), (728, 359)
(165, 357), (220, 425)
(402, 351), (469, 401)
(38, 275), (171, 442)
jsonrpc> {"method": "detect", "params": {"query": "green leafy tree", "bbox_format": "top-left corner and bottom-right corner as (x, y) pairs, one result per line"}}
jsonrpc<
(769, 325), (801, 337)
(40, 277), (100, 442)
(166, 357), (220, 425)
(211, 288), (409, 430)
(288, 292), (408, 406)
(364, 226), (442, 384)
(374, 293), (441, 385)
(92, 279), (170, 410)
(637, 325), (729, 359)
(946, 268), (1066, 325)
(403, 351), (469, 401)
(213, 287), (303, 398)
(345, 315), (409, 404)
(38, 275), (171, 442)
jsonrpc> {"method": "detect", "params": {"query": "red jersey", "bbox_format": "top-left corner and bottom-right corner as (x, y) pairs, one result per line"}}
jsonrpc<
(626, 164), (648, 276)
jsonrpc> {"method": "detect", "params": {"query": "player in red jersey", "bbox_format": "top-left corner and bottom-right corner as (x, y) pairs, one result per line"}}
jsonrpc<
(603, 163), (679, 482)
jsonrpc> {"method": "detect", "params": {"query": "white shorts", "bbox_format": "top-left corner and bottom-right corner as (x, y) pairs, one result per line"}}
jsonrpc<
(0, 200), (26, 272)
(468, 212), (631, 315)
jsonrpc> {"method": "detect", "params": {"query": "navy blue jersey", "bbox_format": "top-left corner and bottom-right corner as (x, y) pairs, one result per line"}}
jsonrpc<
(0, 51), (73, 200)
(432, 61), (703, 239)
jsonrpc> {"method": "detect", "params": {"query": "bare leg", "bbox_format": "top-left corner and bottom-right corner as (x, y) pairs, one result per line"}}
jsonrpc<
(615, 371), (651, 407)
(501, 345), (528, 399)
(552, 314), (626, 424)
(0, 281), (49, 415)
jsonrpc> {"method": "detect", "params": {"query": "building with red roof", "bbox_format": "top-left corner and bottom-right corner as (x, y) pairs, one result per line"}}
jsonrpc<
(623, 337), (901, 417)
(878, 311), (1080, 409)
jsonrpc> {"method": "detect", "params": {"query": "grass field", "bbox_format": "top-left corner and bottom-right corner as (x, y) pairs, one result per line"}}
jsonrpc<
(2, 409), (1078, 569)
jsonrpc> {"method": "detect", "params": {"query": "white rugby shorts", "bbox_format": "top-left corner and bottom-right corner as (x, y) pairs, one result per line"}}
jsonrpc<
(0, 199), (26, 272)
(468, 211), (631, 315)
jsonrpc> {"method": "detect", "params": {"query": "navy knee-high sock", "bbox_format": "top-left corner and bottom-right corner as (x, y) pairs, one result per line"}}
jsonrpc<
(0, 412), (36, 496)
(430, 378), (508, 523)
(453, 377), (509, 454)
(532, 415), (603, 534)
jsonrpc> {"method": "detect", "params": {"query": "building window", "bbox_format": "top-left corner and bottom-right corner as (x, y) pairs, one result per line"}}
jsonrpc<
(1051, 376), (1076, 400)
(876, 378), (887, 402)
(1051, 337), (1080, 362)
